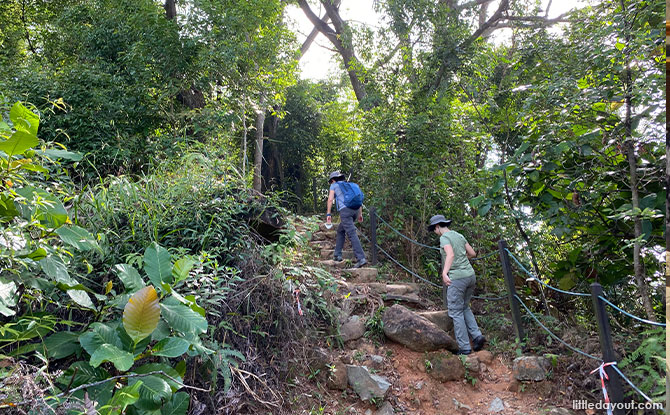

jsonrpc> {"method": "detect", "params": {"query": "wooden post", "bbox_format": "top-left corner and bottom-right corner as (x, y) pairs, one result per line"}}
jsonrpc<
(312, 177), (317, 213)
(369, 207), (378, 265)
(590, 283), (625, 414)
(498, 240), (525, 343)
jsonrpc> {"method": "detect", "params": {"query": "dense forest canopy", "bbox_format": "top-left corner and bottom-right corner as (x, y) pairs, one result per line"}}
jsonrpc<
(0, 0), (665, 413)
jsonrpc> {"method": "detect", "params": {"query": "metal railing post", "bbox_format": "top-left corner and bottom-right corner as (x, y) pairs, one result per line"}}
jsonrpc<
(590, 283), (625, 414)
(369, 207), (378, 265)
(498, 240), (525, 343)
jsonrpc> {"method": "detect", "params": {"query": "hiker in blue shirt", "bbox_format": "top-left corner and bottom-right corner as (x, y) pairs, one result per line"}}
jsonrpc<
(428, 214), (486, 355)
(326, 171), (367, 268)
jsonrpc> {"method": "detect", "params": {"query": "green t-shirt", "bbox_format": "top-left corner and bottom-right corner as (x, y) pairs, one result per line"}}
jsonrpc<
(439, 230), (475, 280)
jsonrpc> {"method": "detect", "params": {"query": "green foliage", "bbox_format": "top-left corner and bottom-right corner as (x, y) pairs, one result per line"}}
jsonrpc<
(619, 327), (665, 402)
(364, 306), (386, 343)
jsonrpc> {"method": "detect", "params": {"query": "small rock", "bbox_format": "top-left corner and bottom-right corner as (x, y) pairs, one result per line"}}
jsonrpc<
(375, 401), (394, 415)
(327, 361), (348, 390)
(489, 397), (505, 413)
(480, 362), (488, 372)
(365, 410), (372, 415)
(414, 381), (425, 390)
(453, 398), (472, 410)
(464, 355), (480, 373)
(308, 347), (331, 370)
(347, 365), (391, 401)
(341, 315), (366, 342)
(370, 354), (384, 364)
(425, 352), (466, 382)
(513, 356), (551, 381)
(477, 350), (494, 364)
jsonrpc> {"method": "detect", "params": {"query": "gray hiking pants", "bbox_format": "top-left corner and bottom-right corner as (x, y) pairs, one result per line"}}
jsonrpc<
(334, 207), (366, 262)
(445, 275), (482, 351)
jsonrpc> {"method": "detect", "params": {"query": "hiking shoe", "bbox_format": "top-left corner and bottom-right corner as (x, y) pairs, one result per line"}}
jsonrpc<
(333, 256), (343, 262)
(456, 349), (472, 355)
(353, 259), (367, 268)
(473, 335), (487, 351)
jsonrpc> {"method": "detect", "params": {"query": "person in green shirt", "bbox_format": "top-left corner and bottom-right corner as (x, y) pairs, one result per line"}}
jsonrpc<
(428, 214), (486, 355)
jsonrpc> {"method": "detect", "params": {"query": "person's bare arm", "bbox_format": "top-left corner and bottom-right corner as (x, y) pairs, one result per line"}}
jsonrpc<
(442, 244), (454, 285)
(327, 190), (335, 215)
(465, 242), (476, 259)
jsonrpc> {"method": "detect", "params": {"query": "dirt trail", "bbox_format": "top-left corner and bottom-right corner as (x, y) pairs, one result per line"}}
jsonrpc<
(300, 220), (572, 415)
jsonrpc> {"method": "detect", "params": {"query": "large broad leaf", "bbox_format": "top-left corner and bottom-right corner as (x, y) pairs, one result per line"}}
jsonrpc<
(89, 343), (134, 372)
(0, 130), (38, 157)
(43, 331), (81, 359)
(128, 375), (172, 405)
(151, 337), (190, 358)
(55, 226), (99, 251)
(15, 186), (68, 227)
(172, 258), (195, 284)
(38, 149), (83, 161)
(58, 361), (109, 388)
(9, 102), (39, 136)
(67, 289), (95, 309)
(133, 363), (183, 391)
(161, 303), (207, 335)
(79, 323), (123, 355)
(114, 264), (144, 292)
(144, 242), (173, 287)
(99, 381), (143, 415)
(0, 278), (18, 316)
(123, 286), (160, 344)
(40, 256), (73, 285)
(162, 392), (189, 415)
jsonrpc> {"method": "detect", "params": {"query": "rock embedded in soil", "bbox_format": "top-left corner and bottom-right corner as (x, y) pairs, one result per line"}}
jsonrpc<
(489, 397), (505, 413)
(346, 365), (391, 401)
(476, 350), (494, 364)
(513, 356), (551, 381)
(375, 401), (395, 415)
(340, 315), (366, 342)
(425, 351), (466, 382)
(327, 361), (348, 390)
(382, 304), (459, 352)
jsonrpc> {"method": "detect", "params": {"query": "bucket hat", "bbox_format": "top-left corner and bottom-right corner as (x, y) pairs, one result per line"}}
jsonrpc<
(328, 171), (346, 183)
(427, 214), (452, 232)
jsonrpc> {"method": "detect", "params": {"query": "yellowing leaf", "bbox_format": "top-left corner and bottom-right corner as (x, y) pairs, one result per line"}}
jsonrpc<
(123, 286), (160, 344)
(105, 281), (113, 295)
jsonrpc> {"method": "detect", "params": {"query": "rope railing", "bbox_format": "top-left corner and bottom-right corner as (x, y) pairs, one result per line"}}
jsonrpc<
(597, 295), (666, 327)
(350, 208), (661, 407)
(358, 230), (506, 300)
(365, 206), (499, 260)
(610, 363), (657, 404)
(363, 206), (439, 250)
(505, 248), (592, 297)
(514, 294), (599, 360)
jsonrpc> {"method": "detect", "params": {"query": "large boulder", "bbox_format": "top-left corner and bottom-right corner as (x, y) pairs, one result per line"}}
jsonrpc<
(513, 356), (551, 381)
(382, 304), (458, 352)
(346, 365), (391, 401)
(416, 310), (454, 332)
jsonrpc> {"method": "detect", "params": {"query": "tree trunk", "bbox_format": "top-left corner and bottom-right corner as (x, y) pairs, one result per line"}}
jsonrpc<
(252, 97), (266, 193)
(298, 0), (368, 103)
(164, 0), (177, 20)
(620, 0), (656, 322)
(241, 100), (247, 176)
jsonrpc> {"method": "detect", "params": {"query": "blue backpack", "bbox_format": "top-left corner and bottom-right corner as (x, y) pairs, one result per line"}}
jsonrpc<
(338, 182), (364, 209)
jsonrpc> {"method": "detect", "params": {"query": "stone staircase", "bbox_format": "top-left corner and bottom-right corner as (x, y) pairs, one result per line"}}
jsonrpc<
(297, 220), (571, 415)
